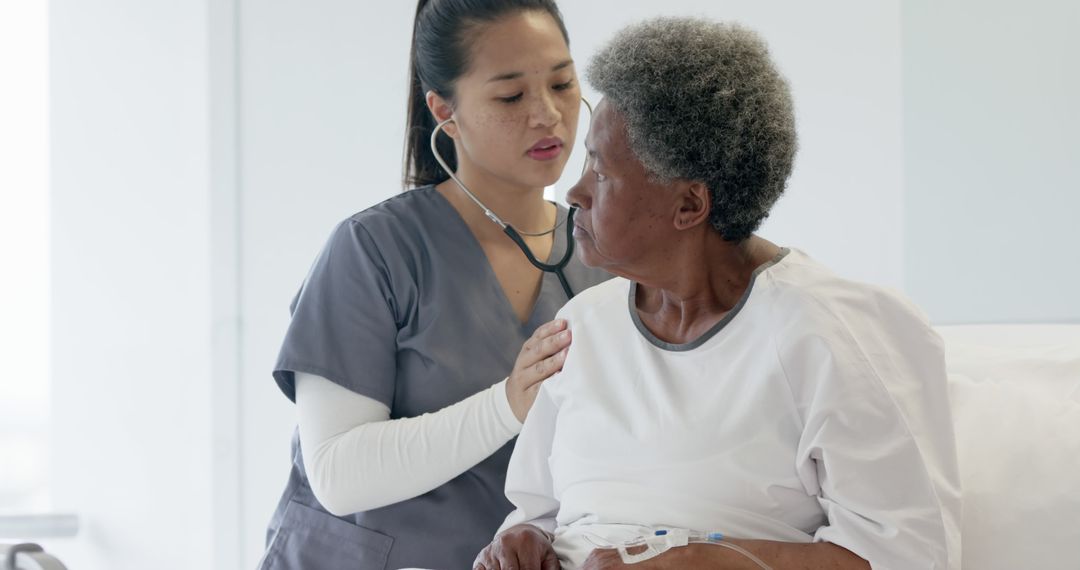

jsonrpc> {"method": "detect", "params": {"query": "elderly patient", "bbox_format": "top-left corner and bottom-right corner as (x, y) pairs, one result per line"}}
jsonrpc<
(474, 17), (961, 570)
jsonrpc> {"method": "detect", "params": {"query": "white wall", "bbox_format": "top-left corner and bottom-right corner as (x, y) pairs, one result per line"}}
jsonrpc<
(48, 0), (222, 568)
(235, 2), (418, 564)
(234, 1), (904, 566)
(902, 0), (1080, 323)
(0, 0), (51, 515)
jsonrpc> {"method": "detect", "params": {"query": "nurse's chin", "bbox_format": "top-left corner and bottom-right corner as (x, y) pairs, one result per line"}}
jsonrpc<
(521, 157), (570, 182)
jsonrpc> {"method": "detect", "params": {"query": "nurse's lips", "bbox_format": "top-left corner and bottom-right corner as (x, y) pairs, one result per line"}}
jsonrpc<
(526, 137), (564, 161)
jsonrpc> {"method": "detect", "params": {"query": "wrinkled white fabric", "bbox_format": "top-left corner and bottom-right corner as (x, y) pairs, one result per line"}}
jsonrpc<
(501, 249), (962, 570)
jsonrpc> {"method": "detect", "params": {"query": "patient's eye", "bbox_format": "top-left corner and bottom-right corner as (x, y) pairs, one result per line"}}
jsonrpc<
(587, 152), (607, 182)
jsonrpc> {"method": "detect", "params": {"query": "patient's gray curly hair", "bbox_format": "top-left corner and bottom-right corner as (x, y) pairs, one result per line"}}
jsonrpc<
(587, 17), (797, 241)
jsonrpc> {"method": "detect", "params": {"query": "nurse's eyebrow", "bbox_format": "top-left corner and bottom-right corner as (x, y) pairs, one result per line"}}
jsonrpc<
(486, 59), (574, 83)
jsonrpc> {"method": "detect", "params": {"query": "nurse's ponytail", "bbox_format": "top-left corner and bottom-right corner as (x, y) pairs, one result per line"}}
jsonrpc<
(402, 0), (570, 189)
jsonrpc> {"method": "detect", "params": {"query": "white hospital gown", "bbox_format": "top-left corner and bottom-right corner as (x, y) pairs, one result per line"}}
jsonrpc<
(499, 249), (961, 570)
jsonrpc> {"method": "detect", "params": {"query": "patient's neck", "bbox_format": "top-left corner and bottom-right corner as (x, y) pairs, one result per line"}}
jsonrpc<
(634, 233), (780, 345)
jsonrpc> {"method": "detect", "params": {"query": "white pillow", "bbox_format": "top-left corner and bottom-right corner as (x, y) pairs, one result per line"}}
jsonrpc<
(936, 325), (1080, 570)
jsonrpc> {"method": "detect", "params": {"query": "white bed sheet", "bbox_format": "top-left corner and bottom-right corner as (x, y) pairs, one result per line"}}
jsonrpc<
(935, 324), (1080, 570)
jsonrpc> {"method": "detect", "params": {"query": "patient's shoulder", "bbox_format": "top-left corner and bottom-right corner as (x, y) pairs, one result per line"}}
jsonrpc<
(759, 251), (939, 371)
(556, 276), (631, 323)
(764, 249), (928, 329)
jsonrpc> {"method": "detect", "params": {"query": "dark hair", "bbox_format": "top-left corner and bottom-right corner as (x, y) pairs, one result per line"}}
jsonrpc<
(403, 0), (570, 189)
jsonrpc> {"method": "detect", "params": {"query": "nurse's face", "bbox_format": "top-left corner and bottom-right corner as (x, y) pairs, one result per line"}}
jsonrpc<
(430, 10), (581, 190)
(566, 99), (682, 275)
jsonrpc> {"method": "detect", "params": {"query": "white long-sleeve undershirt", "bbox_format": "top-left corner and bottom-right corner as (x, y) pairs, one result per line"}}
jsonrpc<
(295, 371), (523, 517)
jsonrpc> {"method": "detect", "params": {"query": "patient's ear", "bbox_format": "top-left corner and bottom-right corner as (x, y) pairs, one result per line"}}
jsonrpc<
(673, 181), (712, 230)
(426, 91), (458, 138)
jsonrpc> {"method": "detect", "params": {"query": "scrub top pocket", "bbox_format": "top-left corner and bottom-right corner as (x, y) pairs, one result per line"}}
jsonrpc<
(260, 500), (394, 570)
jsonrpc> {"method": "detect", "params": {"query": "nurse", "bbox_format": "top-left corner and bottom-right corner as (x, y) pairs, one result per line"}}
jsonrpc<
(257, 1), (609, 568)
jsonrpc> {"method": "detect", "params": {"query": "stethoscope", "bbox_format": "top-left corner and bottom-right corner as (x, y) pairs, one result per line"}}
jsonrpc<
(429, 97), (593, 300)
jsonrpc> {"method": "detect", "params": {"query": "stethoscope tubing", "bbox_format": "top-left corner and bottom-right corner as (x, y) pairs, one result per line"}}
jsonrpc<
(502, 208), (577, 299)
(429, 97), (593, 299)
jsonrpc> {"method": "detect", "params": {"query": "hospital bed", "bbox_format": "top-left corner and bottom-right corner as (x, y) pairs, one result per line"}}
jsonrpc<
(936, 324), (1080, 569)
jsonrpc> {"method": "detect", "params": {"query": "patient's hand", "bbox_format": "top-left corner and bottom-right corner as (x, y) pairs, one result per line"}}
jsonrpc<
(474, 524), (560, 570)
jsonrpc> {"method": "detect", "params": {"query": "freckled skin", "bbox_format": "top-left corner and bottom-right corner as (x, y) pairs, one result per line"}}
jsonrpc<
(437, 11), (582, 194)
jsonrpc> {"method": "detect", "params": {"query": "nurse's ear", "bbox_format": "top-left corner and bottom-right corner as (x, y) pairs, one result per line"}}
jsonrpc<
(673, 180), (712, 231)
(426, 91), (458, 138)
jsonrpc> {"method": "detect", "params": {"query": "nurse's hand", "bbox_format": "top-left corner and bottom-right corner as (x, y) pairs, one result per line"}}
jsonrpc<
(507, 319), (571, 423)
(474, 524), (560, 570)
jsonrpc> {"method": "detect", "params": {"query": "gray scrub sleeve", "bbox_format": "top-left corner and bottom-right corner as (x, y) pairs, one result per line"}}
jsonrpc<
(273, 219), (399, 408)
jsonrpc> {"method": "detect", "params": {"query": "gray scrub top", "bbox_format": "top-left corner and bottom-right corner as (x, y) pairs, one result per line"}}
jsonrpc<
(259, 186), (610, 570)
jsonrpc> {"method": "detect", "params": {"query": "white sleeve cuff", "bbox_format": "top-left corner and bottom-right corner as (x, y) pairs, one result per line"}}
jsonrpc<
(493, 377), (524, 435)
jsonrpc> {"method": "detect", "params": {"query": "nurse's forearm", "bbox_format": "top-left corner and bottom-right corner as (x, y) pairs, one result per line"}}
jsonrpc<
(665, 540), (869, 570)
(295, 372), (522, 516)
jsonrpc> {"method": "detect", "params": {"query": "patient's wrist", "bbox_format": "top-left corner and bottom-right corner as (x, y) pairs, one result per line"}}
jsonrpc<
(524, 523), (554, 543)
(666, 541), (757, 569)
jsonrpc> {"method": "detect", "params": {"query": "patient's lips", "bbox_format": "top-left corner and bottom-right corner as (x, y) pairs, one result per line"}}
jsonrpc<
(572, 222), (590, 239)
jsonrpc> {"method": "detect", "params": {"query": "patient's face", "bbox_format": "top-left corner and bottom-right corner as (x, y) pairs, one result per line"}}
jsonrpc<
(566, 99), (677, 276)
